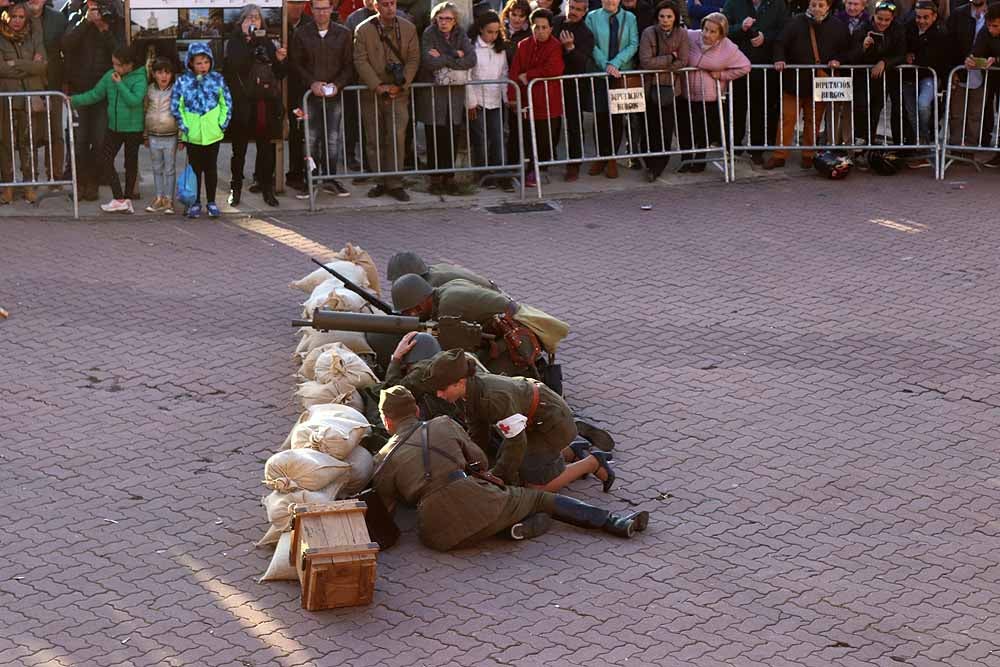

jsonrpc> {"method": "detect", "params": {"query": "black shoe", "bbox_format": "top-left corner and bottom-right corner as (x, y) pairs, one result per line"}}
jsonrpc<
(567, 438), (591, 463)
(677, 163), (693, 173)
(248, 182), (262, 194)
(509, 513), (552, 540)
(227, 184), (242, 207)
(262, 190), (279, 207)
(575, 420), (615, 452)
(287, 177), (307, 192)
(645, 169), (657, 183)
(603, 510), (649, 538)
(691, 163), (706, 173)
(629, 159), (644, 170)
(983, 154), (1000, 169)
(367, 185), (387, 198)
(347, 157), (362, 172)
(324, 181), (351, 197)
(591, 451), (616, 493)
(387, 188), (410, 202)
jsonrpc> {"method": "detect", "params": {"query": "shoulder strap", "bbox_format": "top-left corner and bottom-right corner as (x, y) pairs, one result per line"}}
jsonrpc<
(370, 420), (424, 481)
(808, 23), (822, 65)
(378, 22), (406, 63)
(419, 422), (431, 480)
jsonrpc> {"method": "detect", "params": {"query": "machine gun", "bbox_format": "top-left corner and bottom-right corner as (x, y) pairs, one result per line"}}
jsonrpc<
(293, 309), (492, 355)
(310, 257), (395, 314)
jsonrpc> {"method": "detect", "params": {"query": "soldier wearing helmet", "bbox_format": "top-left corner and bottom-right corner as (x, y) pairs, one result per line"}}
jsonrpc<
(386, 251), (500, 291)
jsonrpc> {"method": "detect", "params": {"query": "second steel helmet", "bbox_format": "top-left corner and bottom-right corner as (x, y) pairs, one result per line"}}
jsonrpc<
(386, 252), (429, 283)
(402, 333), (442, 365)
(391, 273), (434, 312)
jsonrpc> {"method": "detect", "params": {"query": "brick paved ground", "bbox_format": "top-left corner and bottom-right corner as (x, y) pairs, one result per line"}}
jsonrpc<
(2, 170), (1000, 667)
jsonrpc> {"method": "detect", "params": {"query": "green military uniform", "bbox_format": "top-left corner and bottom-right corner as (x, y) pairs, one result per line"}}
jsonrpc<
(424, 263), (499, 291)
(382, 351), (485, 426)
(373, 413), (556, 551)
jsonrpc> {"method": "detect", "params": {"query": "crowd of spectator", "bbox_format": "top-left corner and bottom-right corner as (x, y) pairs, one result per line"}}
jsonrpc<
(0, 0), (997, 210)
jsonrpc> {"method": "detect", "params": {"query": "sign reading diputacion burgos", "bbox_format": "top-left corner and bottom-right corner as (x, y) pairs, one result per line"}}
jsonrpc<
(813, 77), (853, 102)
(609, 88), (646, 114)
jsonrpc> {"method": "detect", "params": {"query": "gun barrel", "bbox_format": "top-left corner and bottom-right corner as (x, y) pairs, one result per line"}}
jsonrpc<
(303, 309), (424, 335)
(310, 257), (395, 314)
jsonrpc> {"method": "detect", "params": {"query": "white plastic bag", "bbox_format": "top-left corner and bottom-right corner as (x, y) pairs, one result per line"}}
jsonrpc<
(263, 448), (352, 493)
(289, 260), (369, 294)
(302, 278), (367, 316)
(339, 446), (375, 498)
(286, 403), (371, 459)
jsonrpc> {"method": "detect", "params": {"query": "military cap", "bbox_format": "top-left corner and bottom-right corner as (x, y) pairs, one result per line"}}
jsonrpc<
(391, 273), (434, 312)
(387, 252), (429, 282)
(379, 385), (418, 420)
(403, 332), (441, 365)
(425, 349), (475, 390)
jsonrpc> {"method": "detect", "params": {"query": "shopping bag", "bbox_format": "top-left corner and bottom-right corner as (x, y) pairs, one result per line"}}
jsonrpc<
(176, 164), (197, 207)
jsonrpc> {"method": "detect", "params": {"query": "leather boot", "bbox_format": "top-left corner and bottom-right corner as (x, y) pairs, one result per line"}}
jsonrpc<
(228, 180), (242, 206)
(262, 188), (279, 207)
(605, 160), (619, 179)
(507, 513), (552, 540)
(550, 496), (649, 538)
(0, 187), (13, 204)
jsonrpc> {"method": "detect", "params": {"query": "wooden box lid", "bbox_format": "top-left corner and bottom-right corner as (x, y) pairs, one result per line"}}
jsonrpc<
(289, 500), (379, 567)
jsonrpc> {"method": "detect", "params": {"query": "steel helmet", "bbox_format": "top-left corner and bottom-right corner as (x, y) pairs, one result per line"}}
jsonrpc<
(391, 273), (434, 312)
(386, 252), (429, 283)
(402, 333), (442, 365)
(814, 151), (852, 179)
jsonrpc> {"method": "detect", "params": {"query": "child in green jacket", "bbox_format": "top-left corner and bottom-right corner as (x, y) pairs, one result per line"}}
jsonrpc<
(71, 46), (147, 214)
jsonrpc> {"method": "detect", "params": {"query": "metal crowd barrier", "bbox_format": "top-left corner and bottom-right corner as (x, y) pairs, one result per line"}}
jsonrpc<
(0, 91), (78, 218)
(939, 65), (1000, 179)
(302, 80), (525, 209)
(525, 68), (730, 198)
(726, 64), (940, 177)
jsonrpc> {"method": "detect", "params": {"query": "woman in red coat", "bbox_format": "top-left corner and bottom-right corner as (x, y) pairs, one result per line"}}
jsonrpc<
(508, 8), (565, 188)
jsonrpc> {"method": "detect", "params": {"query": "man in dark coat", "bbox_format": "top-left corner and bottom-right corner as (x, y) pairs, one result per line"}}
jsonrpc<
(554, 0), (596, 180)
(285, 0), (314, 191)
(902, 0), (950, 160)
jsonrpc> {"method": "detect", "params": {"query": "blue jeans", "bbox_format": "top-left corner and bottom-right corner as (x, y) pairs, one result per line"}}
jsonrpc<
(308, 95), (343, 175)
(469, 106), (503, 168)
(147, 135), (177, 199)
(903, 77), (936, 143)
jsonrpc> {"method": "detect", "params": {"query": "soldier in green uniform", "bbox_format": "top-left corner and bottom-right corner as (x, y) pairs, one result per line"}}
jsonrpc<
(391, 273), (570, 380)
(386, 251), (500, 291)
(374, 385), (649, 551)
(423, 350), (616, 493)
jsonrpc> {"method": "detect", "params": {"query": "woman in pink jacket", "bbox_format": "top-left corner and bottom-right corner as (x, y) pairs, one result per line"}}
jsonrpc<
(675, 12), (750, 172)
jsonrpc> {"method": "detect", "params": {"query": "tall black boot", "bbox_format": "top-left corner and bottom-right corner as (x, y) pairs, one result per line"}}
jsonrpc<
(228, 180), (242, 206)
(551, 495), (649, 538)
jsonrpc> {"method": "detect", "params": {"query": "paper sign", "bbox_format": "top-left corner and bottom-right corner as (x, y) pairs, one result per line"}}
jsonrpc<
(608, 87), (646, 114)
(813, 77), (853, 102)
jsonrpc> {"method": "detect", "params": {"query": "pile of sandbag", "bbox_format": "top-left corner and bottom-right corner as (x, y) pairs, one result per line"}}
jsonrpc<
(258, 245), (382, 583)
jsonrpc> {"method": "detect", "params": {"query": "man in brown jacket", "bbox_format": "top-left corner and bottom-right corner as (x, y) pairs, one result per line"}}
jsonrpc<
(290, 0), (354, 196)
(374, 385), (649, 551)
(353, 0), (419, 201)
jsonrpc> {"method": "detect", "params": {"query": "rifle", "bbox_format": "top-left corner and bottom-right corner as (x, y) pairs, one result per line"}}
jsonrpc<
(310, 257), (395, 314)
(293, 309), (493, 352)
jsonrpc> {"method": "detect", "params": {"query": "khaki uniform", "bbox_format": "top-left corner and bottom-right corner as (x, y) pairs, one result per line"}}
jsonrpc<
(425, 263), (498, 291)
(373, 415), (555, 551)
(463, 374), (577, 486)
(382, 351), (487, 426)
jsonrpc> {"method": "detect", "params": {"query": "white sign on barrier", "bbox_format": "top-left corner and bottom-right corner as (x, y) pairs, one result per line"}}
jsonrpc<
(813, 77), (853, 102)
(608, 87), (646, 114)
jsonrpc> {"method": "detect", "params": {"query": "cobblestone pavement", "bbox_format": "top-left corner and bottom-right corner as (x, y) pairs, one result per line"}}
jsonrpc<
(3, 171), (1000, 667)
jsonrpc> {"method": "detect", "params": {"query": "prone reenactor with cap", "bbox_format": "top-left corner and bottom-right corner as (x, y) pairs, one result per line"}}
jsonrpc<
(391, 273), (569, 382)
(423, 349), (616, 492)
(374, 385), (650, 551)
(386, 251), (500, 291)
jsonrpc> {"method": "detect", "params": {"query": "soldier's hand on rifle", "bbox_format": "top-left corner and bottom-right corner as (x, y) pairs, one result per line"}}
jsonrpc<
(391, 331), (420, 362)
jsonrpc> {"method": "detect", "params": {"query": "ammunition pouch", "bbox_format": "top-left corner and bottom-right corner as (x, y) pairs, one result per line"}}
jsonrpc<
(490, 311), (542, 370)
(436, 316), (485, 352)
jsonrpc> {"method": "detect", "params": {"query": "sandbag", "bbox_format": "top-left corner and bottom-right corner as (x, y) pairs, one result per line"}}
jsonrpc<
(263, 448), (352, 493)
(313, 343), (379, 389)
(339, 446), (375, 498)
(256, 481), (343, 546)
(289, 260), (369, 294)
(302, 279), (368, 316)
(286, 403), (371, 459)
(259, 532), (297, 581)
(332, 243), (381, 297)
(293, 328), (376, 365)
(294, 382), (364, 411)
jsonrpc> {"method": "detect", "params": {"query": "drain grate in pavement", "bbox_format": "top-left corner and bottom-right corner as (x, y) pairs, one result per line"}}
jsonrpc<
(485, 202), (556, 214)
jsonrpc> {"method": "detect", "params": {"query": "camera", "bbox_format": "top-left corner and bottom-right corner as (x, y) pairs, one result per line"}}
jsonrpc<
(385, 62), (405, 87)
(253, 43), (270, 63)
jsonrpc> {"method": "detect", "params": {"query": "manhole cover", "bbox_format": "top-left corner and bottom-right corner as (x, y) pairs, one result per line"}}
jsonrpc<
(485, 202), (556, 214)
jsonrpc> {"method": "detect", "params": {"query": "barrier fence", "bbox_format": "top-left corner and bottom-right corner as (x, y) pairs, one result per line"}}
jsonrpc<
(726, 64), (940, 176)
(302, 79), (525, 209)
(0, 91), (78, 218)
(939, 65), (1000, 179)
(526, 68), (730, 198)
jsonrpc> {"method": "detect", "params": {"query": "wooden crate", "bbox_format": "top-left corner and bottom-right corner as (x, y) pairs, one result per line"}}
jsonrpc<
(289, 500), (379, 610)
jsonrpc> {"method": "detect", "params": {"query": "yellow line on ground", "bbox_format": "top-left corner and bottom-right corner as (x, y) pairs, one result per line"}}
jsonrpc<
(231, 216), (338, 260)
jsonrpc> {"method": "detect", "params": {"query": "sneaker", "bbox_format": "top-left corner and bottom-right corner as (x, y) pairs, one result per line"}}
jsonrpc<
(324, 181), (351, 197)
(982, 154), (1000, 169)
(162, 200), (175, 215)
(123, 199), (134, 214)
(100, 198), (130, 213)
(145, 196), (166, 213)
(387, 188), (410, 202)
(206, 202), (221, 218)
(525, 172), (537, 188)
(186, 203), (202, 218)
(367, 185), (387, 198)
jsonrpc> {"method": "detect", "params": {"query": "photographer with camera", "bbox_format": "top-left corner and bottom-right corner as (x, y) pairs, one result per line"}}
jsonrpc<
(354, 0), (420, 202)
(62, 0), (124, 201)
(223, 3), (287, 207)
(290, 0), (354, 197)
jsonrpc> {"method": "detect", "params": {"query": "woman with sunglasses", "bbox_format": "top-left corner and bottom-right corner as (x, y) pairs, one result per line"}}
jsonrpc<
(848, 0), (906, 148)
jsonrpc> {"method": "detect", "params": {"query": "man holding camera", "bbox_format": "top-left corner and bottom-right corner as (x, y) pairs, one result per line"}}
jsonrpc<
(62, 0), (124, 200)
(290, 0), (355, 197)
(353, 0), (419, 202)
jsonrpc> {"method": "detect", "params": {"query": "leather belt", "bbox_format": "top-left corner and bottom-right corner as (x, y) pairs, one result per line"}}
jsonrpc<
(526, 381), (541, 424)
(421, 470), (469, 498)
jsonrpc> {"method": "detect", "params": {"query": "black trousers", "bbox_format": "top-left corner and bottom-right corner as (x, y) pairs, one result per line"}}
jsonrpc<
(676, 97), (722, 161)
(644, 98), (677, 177)
(563, 85), (584, 161)
(230, 131), (276, 190)
(730, 68), (779, 154)
(287, 99), (305, 181)
(851, 71), (905, 145)
(102, 129), (142, 200)
(425, 123), (460, 178)
(343, 88), (366, 166)
(187, 141), (220, 204)
(524, 117), (561, 169)
(74, 102), (107, 188)
(594, 112), (624, 159)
